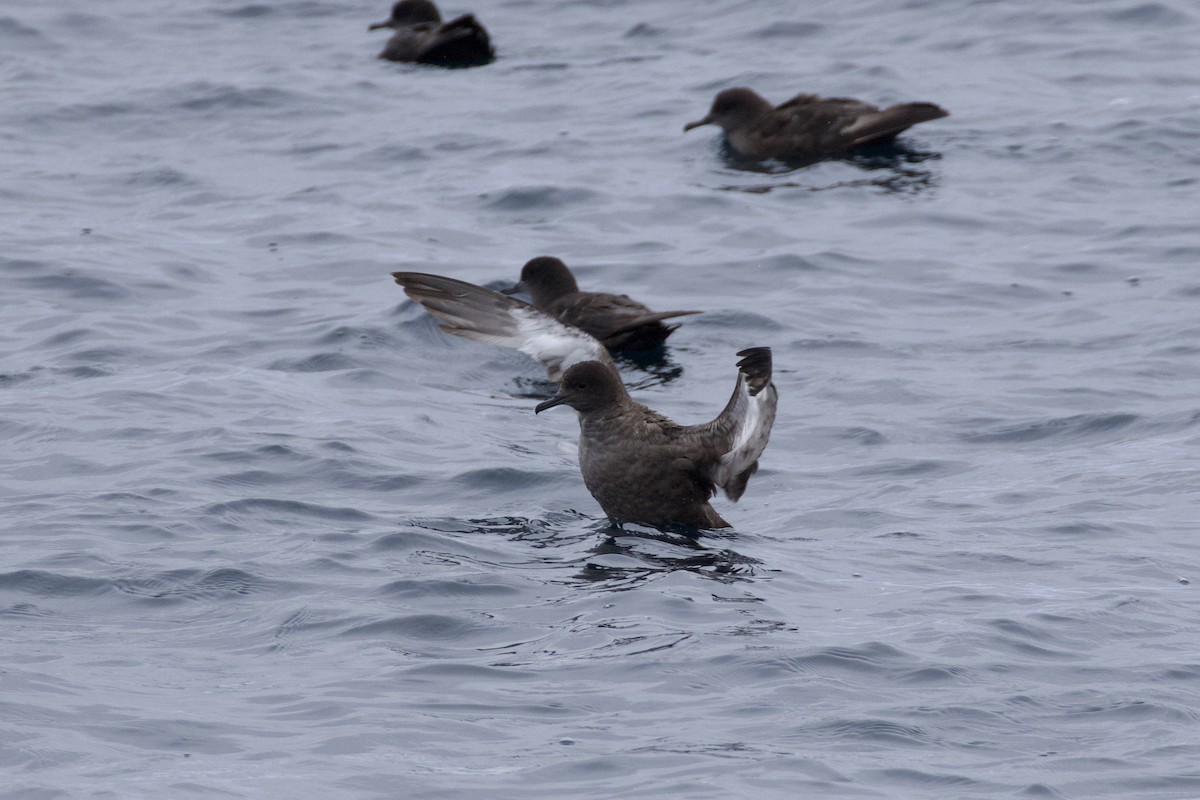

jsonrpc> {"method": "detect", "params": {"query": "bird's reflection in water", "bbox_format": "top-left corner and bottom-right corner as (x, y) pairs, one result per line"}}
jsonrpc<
(848, 139), (942, 169)
(715, 139), (942, 196)
(615, 347), (684, 390)
(573, 522), (762, 586)
(510, 346), (685, 400)
(428, 516), (762, 586)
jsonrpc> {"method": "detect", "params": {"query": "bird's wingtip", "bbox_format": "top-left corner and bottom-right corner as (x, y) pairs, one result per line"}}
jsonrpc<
(735, 347), (773, 395)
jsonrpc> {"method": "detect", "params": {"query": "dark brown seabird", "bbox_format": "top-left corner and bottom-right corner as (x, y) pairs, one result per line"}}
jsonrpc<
(392, 271), (612, 382)
(535, 350), (777, 530)
(684, 87), (948, 162)
(369, 0), (494, 67)
(503, 256), (701, 352)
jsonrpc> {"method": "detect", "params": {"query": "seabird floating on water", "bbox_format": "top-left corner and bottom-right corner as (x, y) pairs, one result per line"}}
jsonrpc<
(369, 0), (494, 67)
(685, 87), (948, 162)
(503, 256), (701, 352)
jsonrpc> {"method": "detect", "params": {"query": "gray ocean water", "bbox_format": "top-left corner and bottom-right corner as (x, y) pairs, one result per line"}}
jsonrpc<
(4, 0), (1200, 797)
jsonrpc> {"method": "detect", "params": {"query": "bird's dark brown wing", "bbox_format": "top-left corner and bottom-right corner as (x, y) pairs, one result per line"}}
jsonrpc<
(415, 14), (494, 66)
(552, 292), (701, 347)
(839, 102), (949, 147)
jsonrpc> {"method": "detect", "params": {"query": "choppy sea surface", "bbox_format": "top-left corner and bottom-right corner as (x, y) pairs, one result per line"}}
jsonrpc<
(4, 0), (1200, 797)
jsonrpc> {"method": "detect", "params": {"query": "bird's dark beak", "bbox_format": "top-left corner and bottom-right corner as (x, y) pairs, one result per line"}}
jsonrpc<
(683, 116), (711, 132)
(535, 391), (569, 414)
(500, 281), (524, 296)
(368, 20), (393, 30)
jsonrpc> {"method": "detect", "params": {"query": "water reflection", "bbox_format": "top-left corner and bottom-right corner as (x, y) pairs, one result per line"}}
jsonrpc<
(574, 522), (761, 586)
(615, 347), (684, 389)
(509, 346), (685, 399)
(714, 139), (943, 195)
(424, 514), (763, 586)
